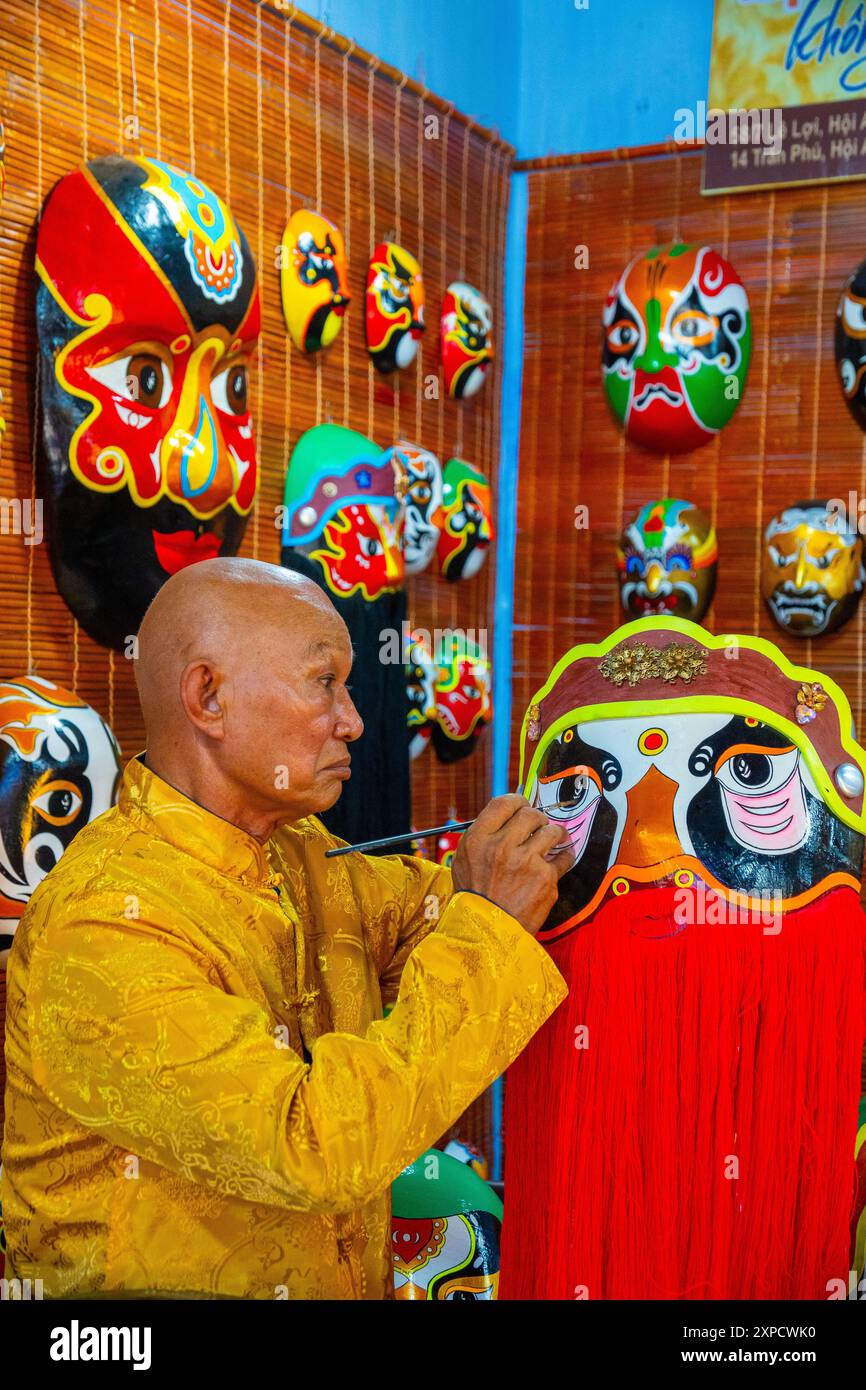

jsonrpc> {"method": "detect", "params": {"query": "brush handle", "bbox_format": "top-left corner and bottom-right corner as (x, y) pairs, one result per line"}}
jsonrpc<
(323, 820), (475, 858)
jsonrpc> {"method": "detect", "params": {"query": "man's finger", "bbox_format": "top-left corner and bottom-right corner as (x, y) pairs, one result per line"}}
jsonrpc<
(469, 793), (531, 835)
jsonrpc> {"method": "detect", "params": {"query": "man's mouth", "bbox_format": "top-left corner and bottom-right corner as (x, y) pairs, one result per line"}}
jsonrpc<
(152, 529), (222, 575)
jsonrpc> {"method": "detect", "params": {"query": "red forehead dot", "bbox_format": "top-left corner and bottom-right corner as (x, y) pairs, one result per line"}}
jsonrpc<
(642, 731), (664, 751)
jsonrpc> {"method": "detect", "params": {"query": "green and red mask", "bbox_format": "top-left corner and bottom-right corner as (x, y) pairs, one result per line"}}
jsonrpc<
(431, 633), (492, 764)
(36, 155), (260, 650)
(602, 244), (751, 453)
(280, 424), (405, 603)
(435, 458), (493, 582)
(617, 498), (717, 621)
(391, 1149), (503, 1300)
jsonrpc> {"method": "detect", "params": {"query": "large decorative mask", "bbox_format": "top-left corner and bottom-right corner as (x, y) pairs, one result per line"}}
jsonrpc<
(440, 282), (493, 399)
(388, 443), (442, 574)
(501, 618), (866, 1300)
(618, 498), (717, 622)
(281, 209), (349, 354)
(435, 458), (493, 582)
(391, 1149), (503, 1299)
(602, 243), (751, 453)
(761, 501), (865, 637)
(0, 676), (121, 962)
(406, 629), (437, 760)
(280, 424), (405, 603)
(835, 255), (866, 431)
(36, 155), (260, 651)
(365, 242), (424, 374)
(431, 634), (492, 764)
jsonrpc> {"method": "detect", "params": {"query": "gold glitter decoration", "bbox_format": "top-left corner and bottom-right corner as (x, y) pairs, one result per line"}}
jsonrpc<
(599, 641), (708, 687)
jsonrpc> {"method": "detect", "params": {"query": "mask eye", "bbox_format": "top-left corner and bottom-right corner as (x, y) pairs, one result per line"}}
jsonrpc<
(768, 544), (794, 569)
(715, 745), (799, 795)
(671, 310), (717, 347)
(607, 319), (639, 352)
(31, 780), (84, 826)
(363, 536), (384, 558)
(87, 352), (173, 409)
(212, 363), (248, 415)
(537, 766), (601, 820)
(842, 293), (866, 337)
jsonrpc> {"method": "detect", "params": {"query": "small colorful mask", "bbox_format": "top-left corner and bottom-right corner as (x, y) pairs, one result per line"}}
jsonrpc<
(435, 458), (493, 582)
(388, 443), (442, 574)
(391, 1149), (503, 1299)
(835, 256), (866, 431)
(281, 209), (349, 354)
(406, 629), (437, 760)
(440, 282), (493, 399)
(365, 242), (425, 374)
(281, 424), (405, 603)
(602, 243), (751, 453)
(431, 634), (492, 764)
(433, 821), (465, 868)
(618, 498), (717, 622)
(0, 676), (121, 960)
(36, 155), (261, 651)
(442, 1139), (490, 1181)
(761, 501), (865, 637)
(502, 617), (866, 1300)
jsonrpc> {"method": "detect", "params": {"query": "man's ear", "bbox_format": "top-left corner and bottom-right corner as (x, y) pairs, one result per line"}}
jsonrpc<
(179, 659), (226, 740)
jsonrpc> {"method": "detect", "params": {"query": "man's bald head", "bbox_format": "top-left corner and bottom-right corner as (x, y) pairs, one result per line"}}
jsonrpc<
(134, 558), (363, 833)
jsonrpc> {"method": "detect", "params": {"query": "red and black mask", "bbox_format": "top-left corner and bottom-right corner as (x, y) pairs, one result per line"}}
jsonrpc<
(36, 156), (261, 650)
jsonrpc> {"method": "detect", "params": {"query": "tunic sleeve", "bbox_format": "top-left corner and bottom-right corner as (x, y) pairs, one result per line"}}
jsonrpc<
(23, 886), (566, 1215)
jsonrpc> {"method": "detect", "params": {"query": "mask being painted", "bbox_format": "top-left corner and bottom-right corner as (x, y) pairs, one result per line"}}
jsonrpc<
(440, 282), (493, 399)
(761, 500), (865, 637)
(281, 424), (405, 603)
(0, 676), (121, 962)
(603, 244), (751, 453)
(388, 443), (443, 575)
(36, 155), (260, 651)
(391, 1149), (503, 1300)
(435, 458), (493, 582)
(618, 498), (717, 621)
(365, 242), (425, 374)
(281, 210), (350, 354)
(502, 618), (866, 1301)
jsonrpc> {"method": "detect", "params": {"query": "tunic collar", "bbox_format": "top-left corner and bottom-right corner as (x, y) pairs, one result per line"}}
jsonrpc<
(119, 754), (277, 888)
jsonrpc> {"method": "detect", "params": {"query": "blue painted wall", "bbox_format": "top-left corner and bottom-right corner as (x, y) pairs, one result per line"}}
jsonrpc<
(297, 0), (716, 158)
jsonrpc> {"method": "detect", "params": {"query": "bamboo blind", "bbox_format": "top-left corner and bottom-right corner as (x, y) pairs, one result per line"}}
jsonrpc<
(0, 0), (511, 1157)
(513, 145), (866, 1094)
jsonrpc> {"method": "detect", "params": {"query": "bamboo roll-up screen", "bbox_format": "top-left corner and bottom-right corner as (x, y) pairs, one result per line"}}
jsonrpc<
(513, 144), (866, 1093)
(0, 0), (510, 1157)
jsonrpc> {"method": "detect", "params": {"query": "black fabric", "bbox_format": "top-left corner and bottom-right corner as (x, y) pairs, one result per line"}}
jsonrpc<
(280, 549), (411, 849)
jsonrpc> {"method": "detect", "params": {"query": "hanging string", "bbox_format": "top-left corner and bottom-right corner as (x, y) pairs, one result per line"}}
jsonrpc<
(415, 86), (427, 442)
(78, 0), (89, 159)
(223, 0), (232, 193)
(314, 29), (324, 425)
(115, 0), (123, 150)
(455, 119), (470, 458)
(285, 14), (294, 467)
(186, 0), (195, 172)
(26, 0), (45, 677)
(437, 104), (453, 463)
(613, 155), (635, 630)
(153, 0), (162, 158)
(477, 137), (492, 465)
(752, 191), (776, 634)
(341, 39), (355, 427)
(393, 74), (408, 443)
(366, 57), (380, 437)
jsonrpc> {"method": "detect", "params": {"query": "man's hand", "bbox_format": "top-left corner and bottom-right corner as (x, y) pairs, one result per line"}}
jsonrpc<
(451, 794), (575, 936)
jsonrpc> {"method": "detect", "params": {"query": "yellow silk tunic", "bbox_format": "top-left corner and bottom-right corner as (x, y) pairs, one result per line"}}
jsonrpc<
(1, 756), (566, 1299)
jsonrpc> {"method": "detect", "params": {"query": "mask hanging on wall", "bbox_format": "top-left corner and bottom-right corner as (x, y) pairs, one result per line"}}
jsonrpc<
(501, 617), (866, 1300)
(405, 629), (437, 760)
(388, 443), (443, 574)
(280, 424), (406, 603)
(835, 256), (866, 430)
(281, 424), (409, 848)
(602, 243), (751, 453)
(431, 633), (492, 764)
(761, 500), (865, 637)
(617, 498), (717, 621)
(281, 209), (350, 354)
(36, 155), (261, 651)
(435, 458), (493, 582)
(365, 242), (425, 374)
(0, 676), (121, 962)
(440, 282), (493, 399)
(391, 1149), (503, 1299)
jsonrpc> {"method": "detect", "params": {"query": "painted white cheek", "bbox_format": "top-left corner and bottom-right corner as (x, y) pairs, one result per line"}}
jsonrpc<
(396, 334), (419, 368)
(461, 366), (484, 399)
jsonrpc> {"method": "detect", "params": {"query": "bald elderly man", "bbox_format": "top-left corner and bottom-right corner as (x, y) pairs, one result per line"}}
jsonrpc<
(1, 558), (570, 1300)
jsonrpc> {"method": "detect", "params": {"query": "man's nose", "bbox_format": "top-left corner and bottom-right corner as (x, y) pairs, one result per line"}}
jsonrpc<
(335, 687), (364, 742)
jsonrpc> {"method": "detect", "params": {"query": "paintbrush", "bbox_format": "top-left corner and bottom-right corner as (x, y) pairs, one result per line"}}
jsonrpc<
(323, 800), (577, 858)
